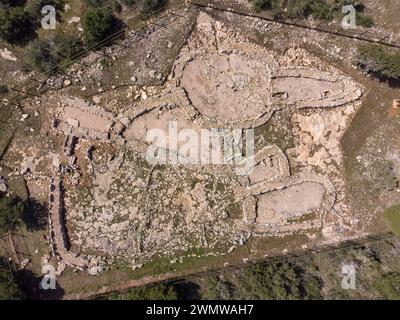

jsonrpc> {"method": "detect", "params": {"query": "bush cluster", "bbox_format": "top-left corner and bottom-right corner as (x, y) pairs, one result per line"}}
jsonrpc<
(0, 4), (35, 44)
(252, 0), (373, 25)
(357, 44), (400, 81)
(82, 8), (122, 49)
(26, 35), (83, 73)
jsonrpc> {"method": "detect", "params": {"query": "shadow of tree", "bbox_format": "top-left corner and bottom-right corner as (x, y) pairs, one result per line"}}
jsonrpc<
(22, 198), (48, 232)
(15, 268), (65, 300)
(172, 280), (202, 300)
(2, 19), (38, 47)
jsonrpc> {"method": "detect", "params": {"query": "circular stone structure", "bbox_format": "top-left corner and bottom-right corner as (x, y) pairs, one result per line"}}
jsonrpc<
(180, 53), (272, 123)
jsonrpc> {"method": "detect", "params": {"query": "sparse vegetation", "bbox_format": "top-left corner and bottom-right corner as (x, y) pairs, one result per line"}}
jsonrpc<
(356, 11), (374, 28)
(84, 0), (123, 13)
(82, 8), (122, 48)
(252, 0), (272, 12)
(357, 44), (400, 82)
(26, 34), (84, 72)
(26, 39), (59, 73)
(251, 0), (374, 24)
(54, 34), (84, 60)
(111, 236), (400, 300)
(0, 195), (23, 236)
(200, 260), (322, 300)
(108, 283), (178, 300)
(374, 272), (400, 300)
(0, 5), (35, 44)
(252, 0), (333, 21)
(121, 0), (135, 6)
(369, 160), (399, 192)
(0, 257), (24, 300)
(0, 84), (8, 95)
(83, 0), (105, 7)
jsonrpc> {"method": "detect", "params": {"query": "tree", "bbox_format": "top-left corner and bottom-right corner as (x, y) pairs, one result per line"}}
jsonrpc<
(202, 276), (235, 299)
(55, 34), (84, 60)
(0, 6), (35, 44)
(0, 0), (26, 7)
(109, 283), (178, 300)
(121, 0), (135, 6)
(252, 0), (272, 12)
(0, 196), (23, 236)
(82, 8), (121, 48)
(358, 44), (400, 82)
(252, 0), (333, 21)
(238, 261), (303, 299)
(301, 275), (323, 299)
(200, 259), (324, 300)
(0, 257), (24, 300)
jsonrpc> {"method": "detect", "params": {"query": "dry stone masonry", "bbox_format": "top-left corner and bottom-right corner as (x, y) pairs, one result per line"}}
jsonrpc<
(6, 10), (365, 273)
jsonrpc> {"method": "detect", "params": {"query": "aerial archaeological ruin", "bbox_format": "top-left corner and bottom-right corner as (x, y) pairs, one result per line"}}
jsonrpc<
(2, 7), (371, 279)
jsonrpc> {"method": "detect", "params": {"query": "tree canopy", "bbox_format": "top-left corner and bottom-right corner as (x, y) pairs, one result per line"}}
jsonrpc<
(358, 44), (400, 82)
(0, 6), (35, 43)
(0, 257), (24, 300)
(0, 196), (23, 236)
(82, 8), (121, 48)
(109, 283), (178, 300)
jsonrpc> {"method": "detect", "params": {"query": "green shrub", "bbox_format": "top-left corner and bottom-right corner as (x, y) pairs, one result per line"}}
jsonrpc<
(54, 34), (84, 60)
(26, 40), (59, 73)
(357, 13), (374, 28)
(26, 35), (84, 72)
(0, 84), (8, 95)
(0, 257), (24, 300)
(252, 0), (333, 22)
(358, 44), (400, 81)
(0, 196), (23, 236)
(200, 258), (325, 300)
(332, 0), (365, 12)
(82, 8), (121, 48)
(109, 283), (178, 300)
(0, 0), (26, 7)
(99, 57), (111, 68)
(302, 275), (323, 299)
(0, 6), (35, 43)
(84, 0), (122, 12)
(240, 261), (303, 299)
(202, 276), (235, 299)
(121, 0), (135, 6)
(252, 0), (272, 12)
(311, 1), (333, 21)
(83, 0), (105, 7)
(109, 0), (122, 13)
